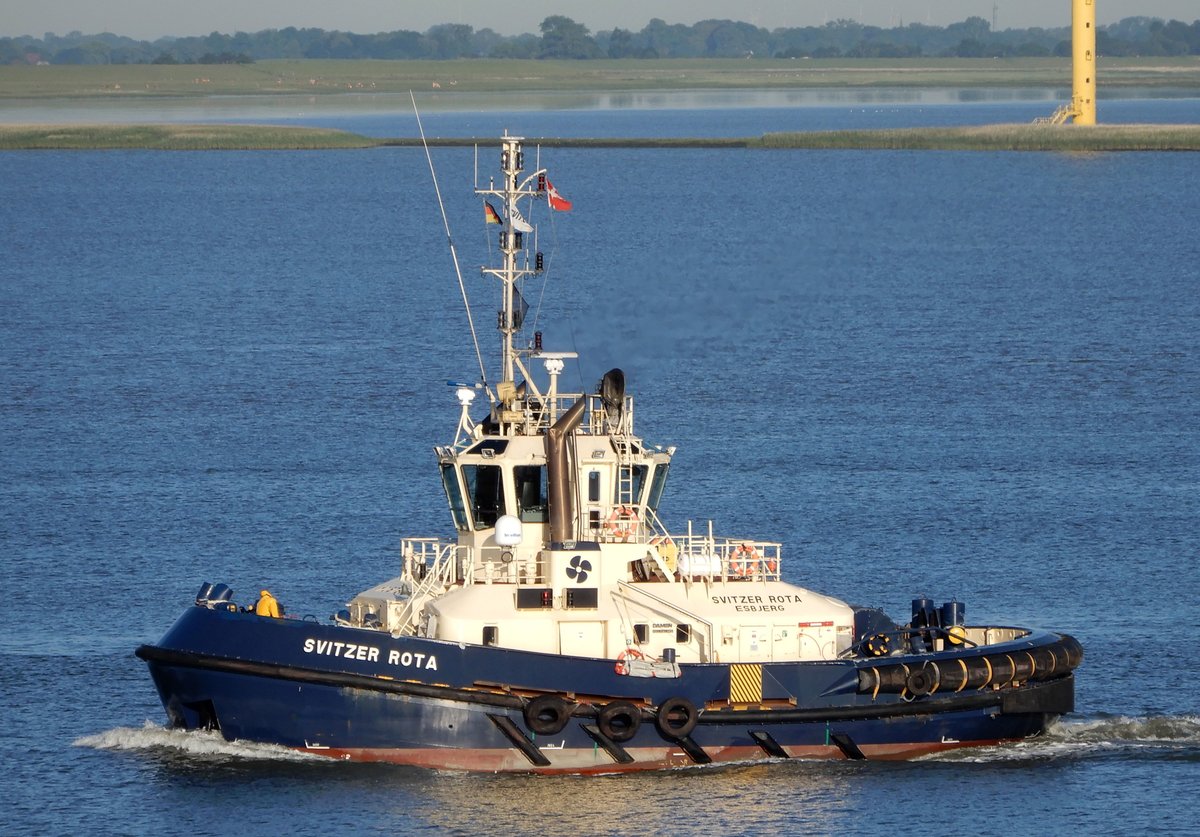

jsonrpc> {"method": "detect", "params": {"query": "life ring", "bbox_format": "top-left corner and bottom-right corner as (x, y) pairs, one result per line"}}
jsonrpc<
(655, 696), (699, 740)
(523, 694), (574, 736)
(597, 701), (642, 742)
(614, 647), (644, 675)
(862, 632), (892, 657)
(731, 542), (761, 576)
(606, 506), (640, 542)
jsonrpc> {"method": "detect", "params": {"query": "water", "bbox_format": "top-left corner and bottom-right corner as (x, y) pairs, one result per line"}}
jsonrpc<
(2, 98), (1199, 833)
(3, 87), (1199, 135)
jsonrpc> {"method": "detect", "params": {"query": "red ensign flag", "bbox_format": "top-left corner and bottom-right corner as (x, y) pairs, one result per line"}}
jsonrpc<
(546, 180), (573, 212)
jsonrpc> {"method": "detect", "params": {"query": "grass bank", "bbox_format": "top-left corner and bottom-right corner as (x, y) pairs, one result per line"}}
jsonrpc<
(4, 123), (1199, 152)
(758, 123), (1200, 151)
(1, 57), (1199, 99)
(0, 123), (376, 150)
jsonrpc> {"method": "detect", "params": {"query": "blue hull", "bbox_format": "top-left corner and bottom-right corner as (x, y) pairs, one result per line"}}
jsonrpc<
(138, 606), (1078, 772)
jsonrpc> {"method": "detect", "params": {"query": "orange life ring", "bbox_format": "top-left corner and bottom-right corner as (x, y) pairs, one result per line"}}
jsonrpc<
(614, 647), (644, 676)
(606, 506), (640, 542)
(731, 542), (761, 576)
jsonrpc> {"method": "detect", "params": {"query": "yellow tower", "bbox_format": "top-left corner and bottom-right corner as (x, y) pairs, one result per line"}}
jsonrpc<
(1071, 0), (1097, 124)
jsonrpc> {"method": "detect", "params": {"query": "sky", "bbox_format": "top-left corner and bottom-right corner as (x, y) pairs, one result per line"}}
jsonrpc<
(5, 1), (1197, 41)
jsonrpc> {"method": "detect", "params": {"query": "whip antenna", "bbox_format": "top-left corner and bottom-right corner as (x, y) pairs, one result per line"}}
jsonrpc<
(410, 91), (491, 400)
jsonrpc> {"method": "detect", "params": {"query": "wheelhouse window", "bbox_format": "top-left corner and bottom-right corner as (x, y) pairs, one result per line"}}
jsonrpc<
(461, 464), (505, 528)
(612, 465), (649, 506)
(440, 463), (469, 531)
(646, 464), (670, 513)
(628, 465), (649, 504)
(514, 465), (548, 523)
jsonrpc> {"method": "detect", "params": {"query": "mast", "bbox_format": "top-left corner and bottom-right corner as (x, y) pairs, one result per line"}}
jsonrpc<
(477, 134), (538, 389)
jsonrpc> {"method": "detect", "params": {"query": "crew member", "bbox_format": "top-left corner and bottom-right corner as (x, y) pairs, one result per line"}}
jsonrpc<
(255, 589), (281, 618)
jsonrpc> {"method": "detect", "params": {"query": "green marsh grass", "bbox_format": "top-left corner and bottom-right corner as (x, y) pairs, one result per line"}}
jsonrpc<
(0, 123), (375, 150)
(759, 124), (1200, 151)
(2, 57), (1198, 99)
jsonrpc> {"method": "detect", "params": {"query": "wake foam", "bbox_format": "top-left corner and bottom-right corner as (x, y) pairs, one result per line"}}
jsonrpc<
(1055, 714), (1200, 744)
(76, 716), (1200, 767)
(926, 714), (1200, 762)
(74, 721), (323, 763)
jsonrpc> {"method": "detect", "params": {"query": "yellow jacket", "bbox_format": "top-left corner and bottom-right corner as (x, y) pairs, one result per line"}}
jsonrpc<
(255, 590), (280, 618)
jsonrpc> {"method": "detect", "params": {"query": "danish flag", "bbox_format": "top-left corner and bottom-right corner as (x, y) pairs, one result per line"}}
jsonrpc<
(546, 179), (573, 212)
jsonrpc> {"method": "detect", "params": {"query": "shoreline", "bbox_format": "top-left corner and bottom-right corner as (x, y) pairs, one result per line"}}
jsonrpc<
(2, 58), (1199, 99)
(3, 123), (1199, 151)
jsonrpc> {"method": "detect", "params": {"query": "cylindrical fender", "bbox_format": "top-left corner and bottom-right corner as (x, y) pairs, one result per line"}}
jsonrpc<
(856, 634), (1084, 696)
(905, 663), (940, 697)
(597, 701), (642, 743)
(523, 694), (574, 736)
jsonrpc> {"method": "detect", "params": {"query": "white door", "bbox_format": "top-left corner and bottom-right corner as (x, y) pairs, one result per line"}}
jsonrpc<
(773, 624), (797, 660)
(559, 621), (605, 657)
(739, 625), (772, 662)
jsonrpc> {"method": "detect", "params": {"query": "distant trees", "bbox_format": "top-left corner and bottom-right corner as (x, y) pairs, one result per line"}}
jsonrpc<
(538, 16), (601, 59)
(2, 14), (1198, 65)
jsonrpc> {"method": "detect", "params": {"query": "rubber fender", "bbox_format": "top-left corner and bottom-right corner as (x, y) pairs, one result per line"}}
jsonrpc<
(596, 701), (642, 743)
(857, 634), (1084, 695)
(655, 696), (700, 740)
(523, 694), (574, 736)
(905, 663), (939, 697)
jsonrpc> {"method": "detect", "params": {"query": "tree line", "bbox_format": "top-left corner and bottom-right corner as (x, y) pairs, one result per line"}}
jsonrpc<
(4, 14), (1199, 66)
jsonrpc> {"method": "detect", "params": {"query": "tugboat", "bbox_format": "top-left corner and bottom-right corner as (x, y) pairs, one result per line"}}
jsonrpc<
(138, 135), (1082, 772)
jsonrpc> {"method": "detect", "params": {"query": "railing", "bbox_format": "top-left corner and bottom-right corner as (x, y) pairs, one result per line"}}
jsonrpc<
(392, 538), (469, 635)
(1034, 104), (1074, 125)
(668, 523), (783, 582)
(588, 512), (784, 581)
(402, 537), (551, 591)
(447, 391), (637, 452)
(467, 547), (548, 585)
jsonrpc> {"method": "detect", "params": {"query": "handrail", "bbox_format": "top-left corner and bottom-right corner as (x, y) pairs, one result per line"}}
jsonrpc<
(393, 538), (469, 635)
(671, 532), (782, 582)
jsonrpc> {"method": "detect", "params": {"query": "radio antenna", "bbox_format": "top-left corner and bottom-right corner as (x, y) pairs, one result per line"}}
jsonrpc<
(410, 91), (491, 400)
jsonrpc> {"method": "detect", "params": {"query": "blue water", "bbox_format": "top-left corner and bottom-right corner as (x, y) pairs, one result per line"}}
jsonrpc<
(2, 99), (1199, 833)
(325, 92), (1200, 137)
